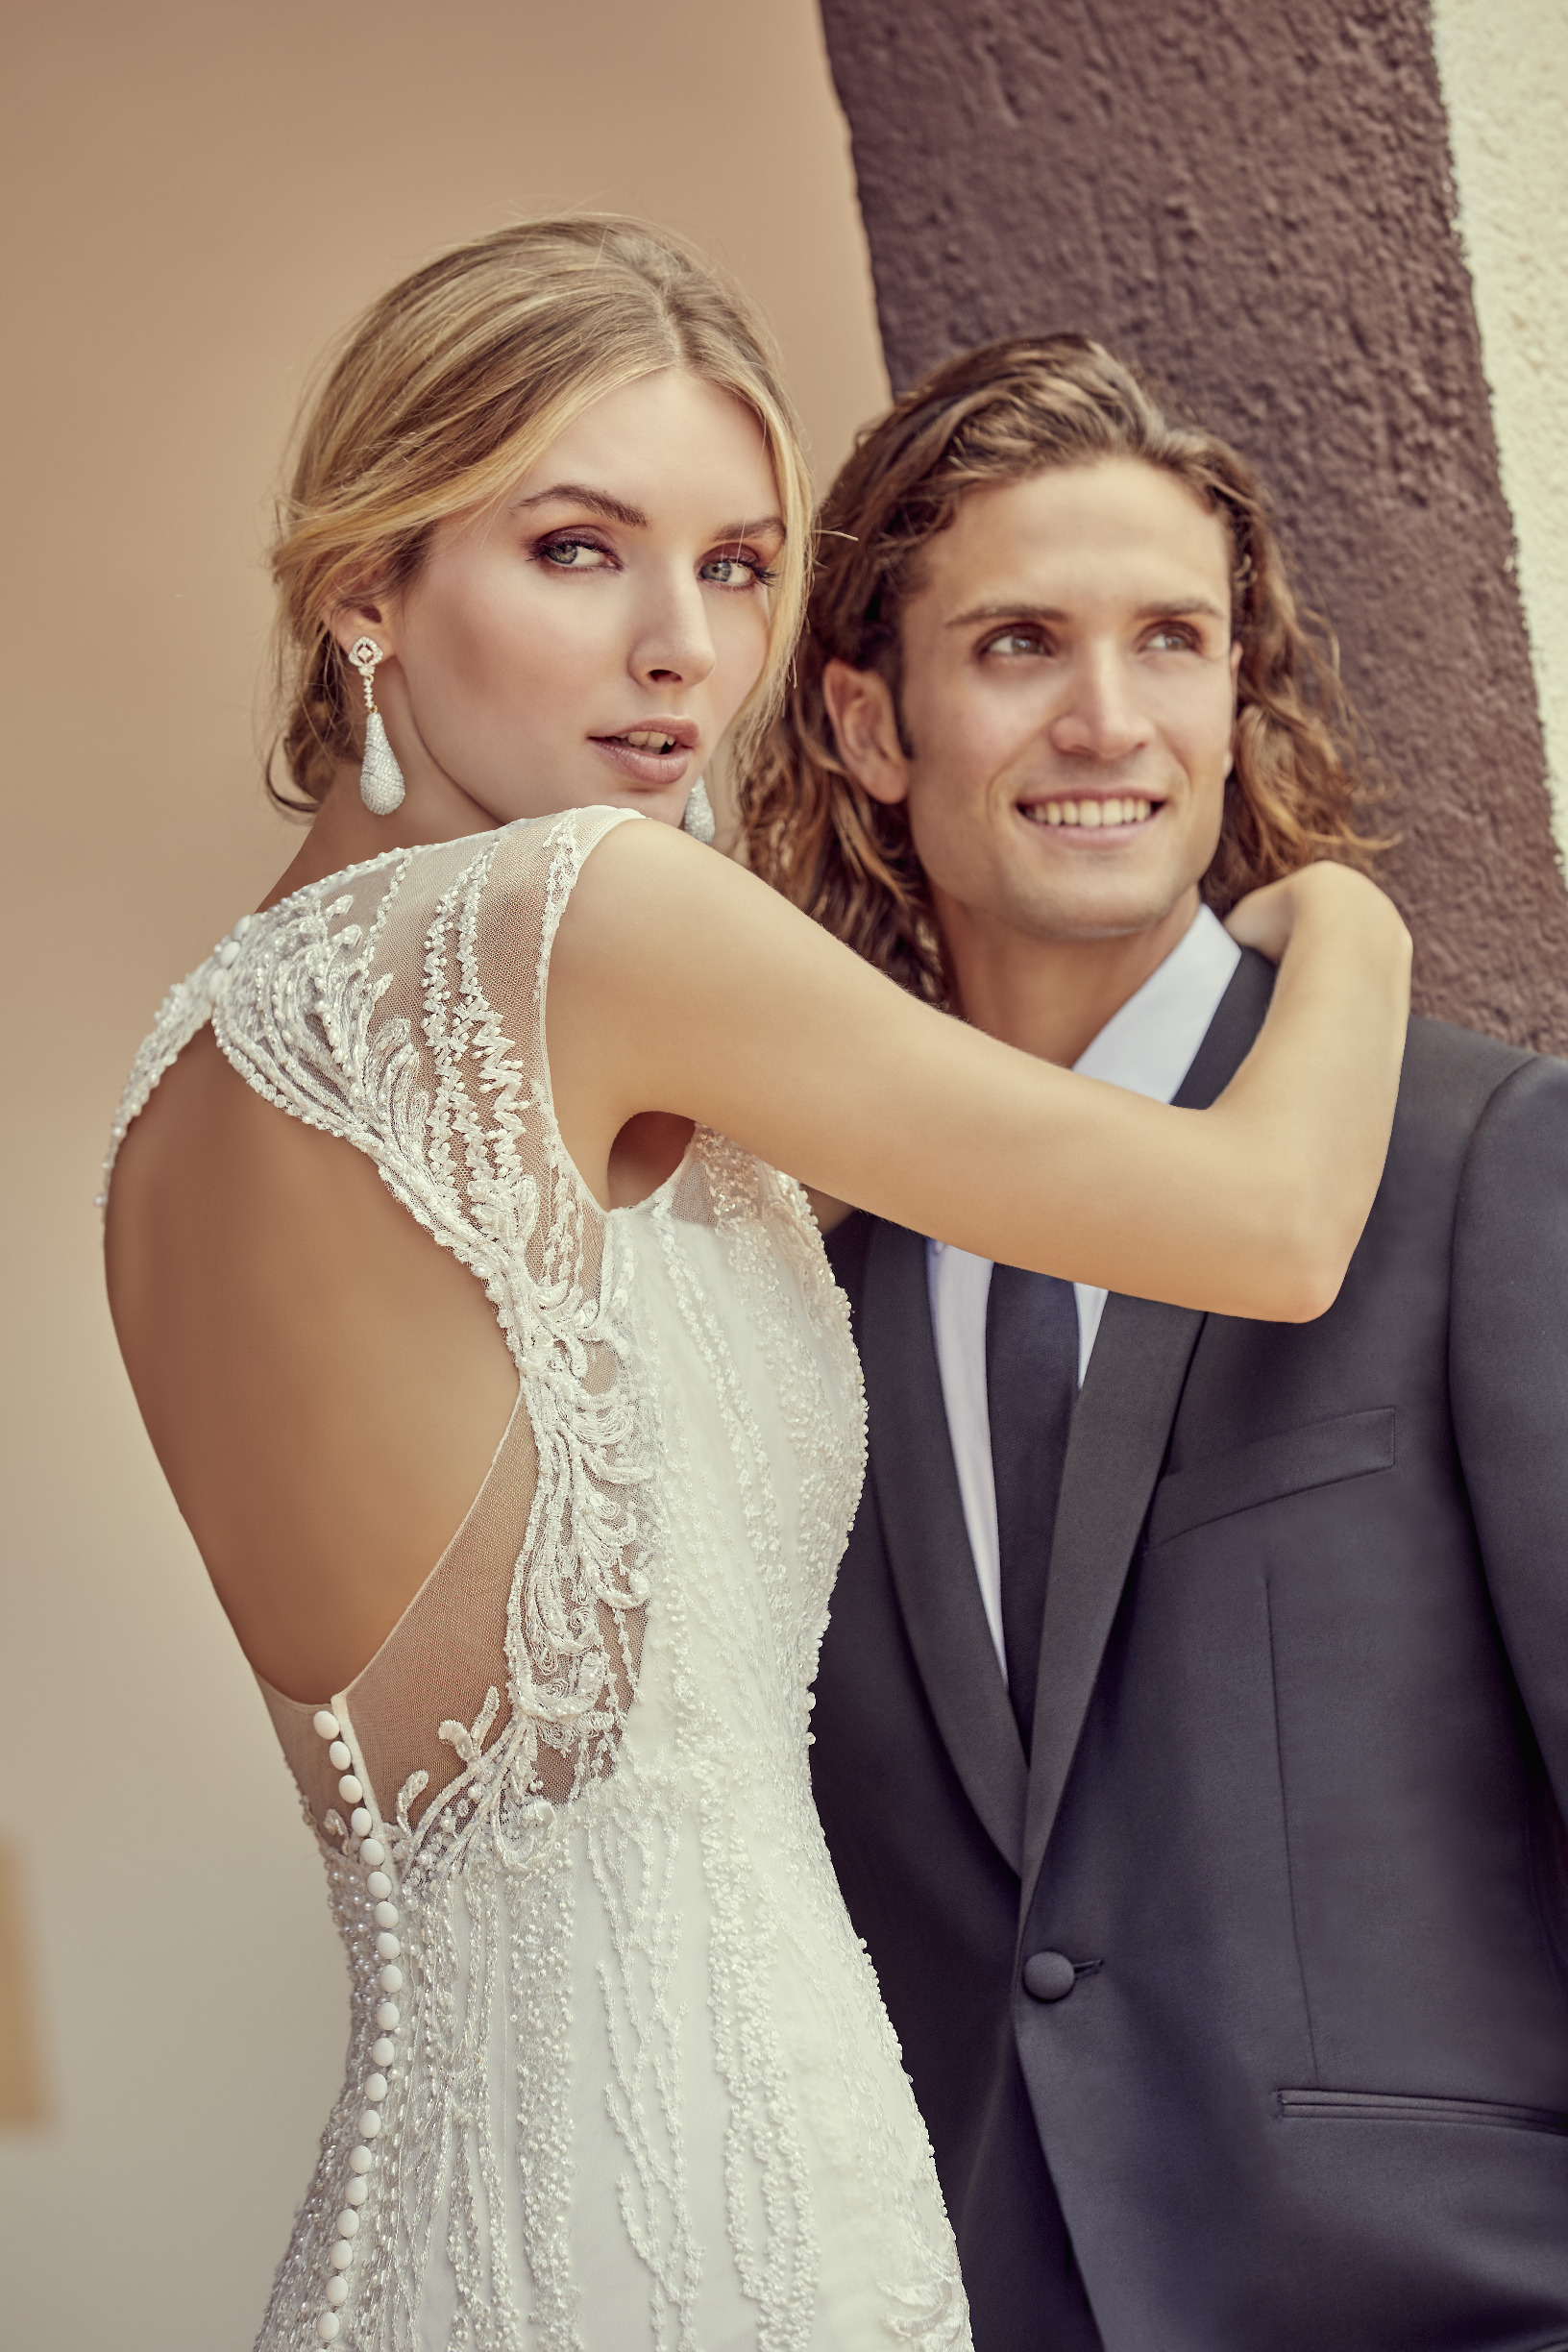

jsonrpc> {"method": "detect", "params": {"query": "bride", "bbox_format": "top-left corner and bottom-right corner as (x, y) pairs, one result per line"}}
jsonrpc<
(102, 218), (1409, 2350)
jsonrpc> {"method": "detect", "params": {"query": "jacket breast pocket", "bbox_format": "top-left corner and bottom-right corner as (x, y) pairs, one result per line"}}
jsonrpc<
(1145, 1408), (1395, 1550)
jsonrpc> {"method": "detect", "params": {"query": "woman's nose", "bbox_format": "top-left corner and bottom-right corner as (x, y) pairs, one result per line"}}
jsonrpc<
(631, 573), (717, 690)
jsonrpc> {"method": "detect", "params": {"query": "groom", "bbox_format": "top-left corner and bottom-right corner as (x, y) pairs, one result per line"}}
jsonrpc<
(749, 339), (1568, 2349)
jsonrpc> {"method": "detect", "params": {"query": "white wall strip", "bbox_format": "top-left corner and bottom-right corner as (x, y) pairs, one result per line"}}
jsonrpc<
(1433, 0), (1568, 859)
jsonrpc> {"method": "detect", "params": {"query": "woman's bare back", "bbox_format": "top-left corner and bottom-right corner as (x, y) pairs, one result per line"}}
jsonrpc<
(106, 1024), (521, 1699)
(106, 972), (696, 1702)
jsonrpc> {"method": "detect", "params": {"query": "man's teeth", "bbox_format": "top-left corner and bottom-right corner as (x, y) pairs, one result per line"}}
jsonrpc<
(621, 730), (678, 752)
(1029, 796), (1154, 828)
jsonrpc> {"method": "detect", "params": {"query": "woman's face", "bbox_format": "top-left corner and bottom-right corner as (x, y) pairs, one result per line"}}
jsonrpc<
(340, 368), (785, 826)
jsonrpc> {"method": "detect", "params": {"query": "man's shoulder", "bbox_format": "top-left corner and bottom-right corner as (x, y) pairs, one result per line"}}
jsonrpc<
(1399, 1014), (1553, 1130)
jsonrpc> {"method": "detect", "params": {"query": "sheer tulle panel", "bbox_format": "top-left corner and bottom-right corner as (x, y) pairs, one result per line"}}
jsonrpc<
(348, 1391), (535, 1826)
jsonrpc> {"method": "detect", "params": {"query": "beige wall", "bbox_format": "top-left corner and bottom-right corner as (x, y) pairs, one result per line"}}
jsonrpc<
(0, 8), (884, 2345)
(1433, 0), (1568, 853)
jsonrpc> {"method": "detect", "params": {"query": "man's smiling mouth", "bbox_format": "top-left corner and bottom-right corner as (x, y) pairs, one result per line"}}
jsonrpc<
(1020, 795), (1158, 830)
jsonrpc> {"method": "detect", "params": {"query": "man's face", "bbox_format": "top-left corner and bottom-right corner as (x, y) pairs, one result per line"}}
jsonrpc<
(830, 457), (1240, 948)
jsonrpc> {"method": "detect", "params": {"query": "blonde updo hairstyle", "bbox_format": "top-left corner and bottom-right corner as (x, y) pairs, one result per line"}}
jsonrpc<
(268, 216), (813, 811)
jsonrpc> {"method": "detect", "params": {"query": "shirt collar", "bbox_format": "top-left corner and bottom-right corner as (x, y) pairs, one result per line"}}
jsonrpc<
(1070, 902), (1241, 1106)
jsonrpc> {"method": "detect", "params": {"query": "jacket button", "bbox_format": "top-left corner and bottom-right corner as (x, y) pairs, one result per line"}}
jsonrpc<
(1022, 1950), (1077, 2002)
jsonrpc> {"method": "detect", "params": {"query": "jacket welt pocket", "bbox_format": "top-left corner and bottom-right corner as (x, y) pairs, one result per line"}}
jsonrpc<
(1277, 2088), (1568, 2137)
(1145, 1408), (1395, 1550)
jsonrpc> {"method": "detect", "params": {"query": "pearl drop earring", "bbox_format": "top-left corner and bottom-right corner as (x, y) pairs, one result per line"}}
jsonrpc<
(348, 637), (405, 816)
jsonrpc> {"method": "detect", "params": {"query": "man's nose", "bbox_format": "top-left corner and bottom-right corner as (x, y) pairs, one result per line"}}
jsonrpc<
(630, 571), (717, 692)
(1047, 647), (1150, 762)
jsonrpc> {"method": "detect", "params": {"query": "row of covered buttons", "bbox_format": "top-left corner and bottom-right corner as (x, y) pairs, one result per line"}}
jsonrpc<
(310, 1707), (406, 2344)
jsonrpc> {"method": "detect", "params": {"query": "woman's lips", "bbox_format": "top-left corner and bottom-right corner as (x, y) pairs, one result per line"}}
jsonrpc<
(590, 733), (696, 786)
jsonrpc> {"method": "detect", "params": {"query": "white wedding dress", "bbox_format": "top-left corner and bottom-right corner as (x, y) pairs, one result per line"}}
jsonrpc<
(106, 807), (969, 2352)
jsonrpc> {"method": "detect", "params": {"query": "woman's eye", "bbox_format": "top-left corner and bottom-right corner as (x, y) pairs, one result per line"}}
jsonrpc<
(1146, 625), (1197, 652)
(983, 629), (1047, 658)
(700, 552), (775, 590)
(537, 536), (612, 571)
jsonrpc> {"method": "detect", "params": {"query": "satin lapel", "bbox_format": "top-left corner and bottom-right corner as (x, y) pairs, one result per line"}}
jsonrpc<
(1019, 949), (1276, 1902)
(861, 1219), (1028, 1874)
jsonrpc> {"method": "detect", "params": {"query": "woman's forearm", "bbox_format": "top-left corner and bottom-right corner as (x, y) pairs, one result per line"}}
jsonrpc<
(1205, 865), (1411, 1315)
(548, 827), (1410, 1323)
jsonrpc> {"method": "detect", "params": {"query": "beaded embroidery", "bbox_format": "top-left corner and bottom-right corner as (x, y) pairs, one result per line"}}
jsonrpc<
(107, 809), (969, 2349)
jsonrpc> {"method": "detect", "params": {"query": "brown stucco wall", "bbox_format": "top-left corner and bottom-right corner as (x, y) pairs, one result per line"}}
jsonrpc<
(820, 0), (1568, 1049)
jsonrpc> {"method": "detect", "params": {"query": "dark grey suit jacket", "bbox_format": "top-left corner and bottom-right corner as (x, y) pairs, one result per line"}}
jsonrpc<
(815, 951), (1568, 2352)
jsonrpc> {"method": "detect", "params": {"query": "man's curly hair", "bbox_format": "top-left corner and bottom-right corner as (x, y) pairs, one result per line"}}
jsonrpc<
(741, 335), (1386, 1006)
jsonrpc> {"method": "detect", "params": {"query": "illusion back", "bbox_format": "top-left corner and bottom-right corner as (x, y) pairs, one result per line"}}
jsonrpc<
(107, 808), (968, 2351)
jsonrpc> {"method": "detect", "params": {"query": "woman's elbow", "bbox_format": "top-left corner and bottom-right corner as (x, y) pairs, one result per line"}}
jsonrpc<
(1235, 1209), (1360, 1325)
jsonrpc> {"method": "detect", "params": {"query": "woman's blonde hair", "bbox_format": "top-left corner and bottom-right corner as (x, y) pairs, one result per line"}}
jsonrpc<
(743, 335), (1387, 1005)
(268, 216), (813, 810)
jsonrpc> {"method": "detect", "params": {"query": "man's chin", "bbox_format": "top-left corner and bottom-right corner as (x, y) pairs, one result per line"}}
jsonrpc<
(1009, 879), (1204, 949)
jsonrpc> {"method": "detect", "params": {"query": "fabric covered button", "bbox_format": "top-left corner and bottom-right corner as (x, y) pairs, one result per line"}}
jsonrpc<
(374, 1901), (399, 1929)
(316, 2315), (340, 2341)
(325, 2274), (349, 2304)
(1022, 1950), (1077, 2002)
(371, 2037), (395, 2068)
(379, 1965), (404, 1995)
(337, 1775), (363, 1805)
(359, 1837), (386, 1869)
(358, 2108), (381, 2138)
(376, 1933), (400, 1961)
(366, 1872), (392, 1901)
(376, 1999), (400, 2031)
(351, 1808), (373, 1839)
(330, 2238), (355, 2271)
(348, 2144), (373, 2175)
(328, 1741), (352, 1771)
(313, 1711), (340, 1742)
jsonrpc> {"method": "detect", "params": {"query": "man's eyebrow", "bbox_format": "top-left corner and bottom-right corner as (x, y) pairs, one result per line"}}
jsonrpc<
(945, 596), (1229, 629)
(517, 483), (649, 527)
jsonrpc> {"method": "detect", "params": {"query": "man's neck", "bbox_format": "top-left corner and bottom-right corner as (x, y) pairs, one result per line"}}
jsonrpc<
(941, 888), (1201, 1066)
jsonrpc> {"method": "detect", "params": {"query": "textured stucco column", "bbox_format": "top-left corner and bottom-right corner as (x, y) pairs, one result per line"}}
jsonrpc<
(820, 0), (1568, 1050)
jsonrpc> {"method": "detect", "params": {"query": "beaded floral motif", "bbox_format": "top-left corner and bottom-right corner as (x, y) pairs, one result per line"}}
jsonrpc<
(107, 809), (969, 2350)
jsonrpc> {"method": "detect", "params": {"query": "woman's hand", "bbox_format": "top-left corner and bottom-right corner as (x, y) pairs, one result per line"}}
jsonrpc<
(1225, 861), (1410, 969)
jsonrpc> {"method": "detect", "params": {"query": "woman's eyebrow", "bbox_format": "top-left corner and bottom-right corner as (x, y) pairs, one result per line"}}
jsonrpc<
(711, 516), (787, 544)
(519, 483), (649, 527)
(517, 487), (787, 545)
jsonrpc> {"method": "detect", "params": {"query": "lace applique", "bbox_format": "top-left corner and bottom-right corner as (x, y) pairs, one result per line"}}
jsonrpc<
(108, 808), (970, 2350)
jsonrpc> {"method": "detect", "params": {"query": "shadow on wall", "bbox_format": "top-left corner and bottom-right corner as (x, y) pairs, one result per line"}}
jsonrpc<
(0, 1842), (50, 2131)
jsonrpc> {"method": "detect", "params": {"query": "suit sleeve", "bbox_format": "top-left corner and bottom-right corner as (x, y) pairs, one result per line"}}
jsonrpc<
(1450, 1054), (1568, 1820)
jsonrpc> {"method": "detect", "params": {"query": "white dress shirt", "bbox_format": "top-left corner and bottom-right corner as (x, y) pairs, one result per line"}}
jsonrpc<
(926, 905), (1242, 1678)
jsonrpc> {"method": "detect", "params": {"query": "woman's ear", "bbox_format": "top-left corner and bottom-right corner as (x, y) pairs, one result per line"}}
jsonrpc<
(329, 594), (396, 662)
(821, 661), (911, 806)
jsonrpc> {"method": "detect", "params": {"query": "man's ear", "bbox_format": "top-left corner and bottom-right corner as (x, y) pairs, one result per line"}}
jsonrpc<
(821, 661), (911, 806)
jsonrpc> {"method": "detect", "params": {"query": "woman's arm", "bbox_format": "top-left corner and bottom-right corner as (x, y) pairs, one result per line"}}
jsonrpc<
(545, 822), (1409, 1322)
